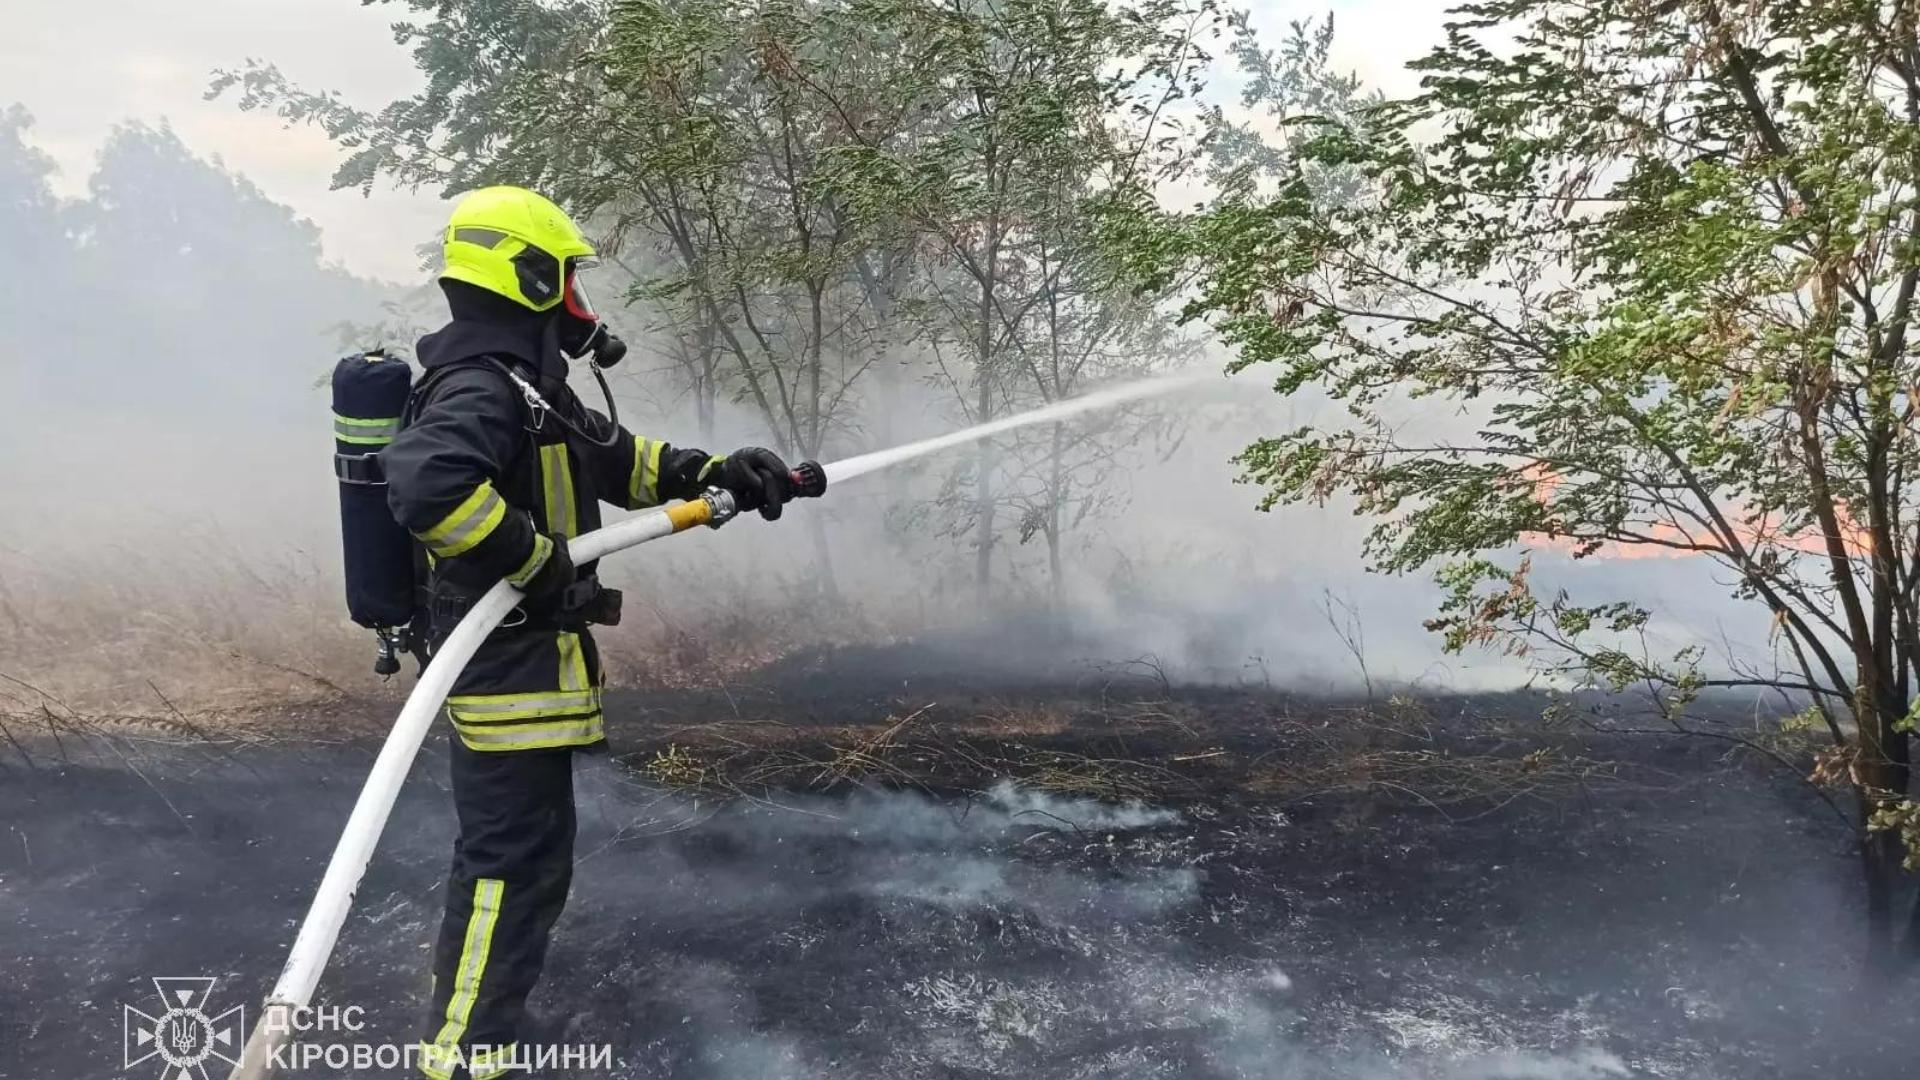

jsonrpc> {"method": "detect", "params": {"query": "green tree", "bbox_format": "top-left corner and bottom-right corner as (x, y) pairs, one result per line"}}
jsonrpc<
(837, 0), (1214, 596)
(0, 117), (380, 413)
(0, 107), (67, 375)
(1201, 12), (1376, 201)
(217, 0), (1207, 603)
(1113, 0), (1920, 959)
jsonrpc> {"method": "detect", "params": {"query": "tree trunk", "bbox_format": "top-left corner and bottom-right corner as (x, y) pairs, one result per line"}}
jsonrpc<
(1044, 526), (1064, 612)
(695, 317), (719, 445)
(966, 100), (1007, 602)
(696, 377), (716, 446)
(973, 219), (1002, 600)
(1854, 693), (1912, 967)
(1047, 420), (1066, 610)
(1861, 827), (1900, 971)
(806, 509), (840, 604)
(974, 425), (996, 596)
(1905, 879), (1920, 961)
(807, 281), (825, 456)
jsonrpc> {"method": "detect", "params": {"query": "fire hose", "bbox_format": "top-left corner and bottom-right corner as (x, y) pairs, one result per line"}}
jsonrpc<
(228, 464), (826, 1080)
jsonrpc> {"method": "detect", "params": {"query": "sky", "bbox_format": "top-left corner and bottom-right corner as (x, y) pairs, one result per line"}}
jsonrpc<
(1, 0), (1450, 284)
(5, 0), (445, 282)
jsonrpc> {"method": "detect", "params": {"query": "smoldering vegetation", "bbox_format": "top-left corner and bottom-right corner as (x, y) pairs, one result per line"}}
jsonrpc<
(0, 675), (1900, 1079)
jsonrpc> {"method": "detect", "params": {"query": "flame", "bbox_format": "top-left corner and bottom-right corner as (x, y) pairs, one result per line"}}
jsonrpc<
(1513, 465), (1872, 561)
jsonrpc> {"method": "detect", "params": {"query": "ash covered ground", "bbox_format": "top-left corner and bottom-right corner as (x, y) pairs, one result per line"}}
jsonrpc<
(1, 643), (1909, 1079)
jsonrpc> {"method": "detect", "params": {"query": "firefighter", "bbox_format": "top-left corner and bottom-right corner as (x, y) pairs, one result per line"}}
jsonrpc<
(382, 185), (794, 1080)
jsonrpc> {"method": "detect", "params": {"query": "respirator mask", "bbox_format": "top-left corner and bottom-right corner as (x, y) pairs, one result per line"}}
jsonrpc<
(533, 258), (629, 449)
(557, 259), (628, 368)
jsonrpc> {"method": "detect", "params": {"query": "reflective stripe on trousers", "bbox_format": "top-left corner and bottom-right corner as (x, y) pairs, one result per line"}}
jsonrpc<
(421, 878), (505, 1078)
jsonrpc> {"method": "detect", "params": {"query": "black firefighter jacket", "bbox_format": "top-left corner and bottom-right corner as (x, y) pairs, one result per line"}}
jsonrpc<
(382, 316), (715, 752)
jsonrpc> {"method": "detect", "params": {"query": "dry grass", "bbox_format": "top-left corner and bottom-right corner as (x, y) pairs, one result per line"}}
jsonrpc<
(615, 705), (1104, 799)
(2, 542), (1639, 819)
(0, 539), (888, 720)
(640, 743), (718, 788)
(0, 540), (372, 716)
(1245, 744), (1616, 817)
(949, 704), (1076, 739)
(598, 685), (1648, 824)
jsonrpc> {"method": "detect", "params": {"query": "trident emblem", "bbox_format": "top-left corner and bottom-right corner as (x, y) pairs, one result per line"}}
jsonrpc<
(122, 977), (246, 1080)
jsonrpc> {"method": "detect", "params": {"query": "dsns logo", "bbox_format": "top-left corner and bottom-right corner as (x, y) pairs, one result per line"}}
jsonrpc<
(123, 977), (246, 1080)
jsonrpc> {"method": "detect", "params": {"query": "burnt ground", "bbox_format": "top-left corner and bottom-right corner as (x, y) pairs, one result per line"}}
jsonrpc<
(2, 642), (1915, 1079)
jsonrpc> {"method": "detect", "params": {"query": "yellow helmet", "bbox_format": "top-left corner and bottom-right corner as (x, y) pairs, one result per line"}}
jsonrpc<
(440, 186), (597, 312)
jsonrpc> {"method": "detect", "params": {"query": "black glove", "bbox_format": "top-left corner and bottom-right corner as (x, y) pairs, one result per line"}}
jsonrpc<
(517, 532), (575, 610)
(708, 447), (794, 521)
(579, 586), (623, 627)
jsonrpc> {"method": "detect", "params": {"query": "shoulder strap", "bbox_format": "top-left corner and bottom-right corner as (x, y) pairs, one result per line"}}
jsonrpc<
(403, 355), (542, 432)
(407, 353), (615, 455)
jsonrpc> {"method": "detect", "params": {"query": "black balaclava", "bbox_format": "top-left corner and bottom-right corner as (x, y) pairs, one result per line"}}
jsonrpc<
(437, 278), (626, 447)
(441, 274), (602, 359)
(440, 279), (569, 390)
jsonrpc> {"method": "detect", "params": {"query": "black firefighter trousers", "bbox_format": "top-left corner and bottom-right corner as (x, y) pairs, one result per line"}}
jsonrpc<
(419, 739), (577, 1080)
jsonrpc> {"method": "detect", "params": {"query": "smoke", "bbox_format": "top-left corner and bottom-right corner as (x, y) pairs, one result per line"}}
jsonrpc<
(982, 779), (1181, 831)
(550, 763), (1749, 1079)
(0, 106), (1786, 715)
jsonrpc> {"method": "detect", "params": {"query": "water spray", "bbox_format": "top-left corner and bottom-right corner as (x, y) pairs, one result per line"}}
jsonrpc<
(823, 371), (1210, 484)
(229, 371), (1208, 1079)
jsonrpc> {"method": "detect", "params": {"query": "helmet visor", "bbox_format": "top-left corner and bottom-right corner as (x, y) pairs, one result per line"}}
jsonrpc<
(563, 259), (602, 324)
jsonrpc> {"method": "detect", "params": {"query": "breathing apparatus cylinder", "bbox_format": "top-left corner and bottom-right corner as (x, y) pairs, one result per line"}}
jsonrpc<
(331, 352), (417, 659)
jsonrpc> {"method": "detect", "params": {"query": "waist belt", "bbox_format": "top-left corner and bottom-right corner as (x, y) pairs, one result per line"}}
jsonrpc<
(431, 575), (613, 630)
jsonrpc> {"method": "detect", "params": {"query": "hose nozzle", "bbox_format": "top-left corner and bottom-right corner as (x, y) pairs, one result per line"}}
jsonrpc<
(789, 460), (827, 499)
(683, 464), (819, 533)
